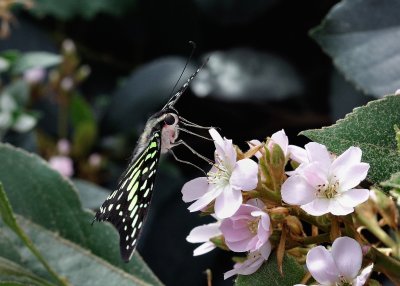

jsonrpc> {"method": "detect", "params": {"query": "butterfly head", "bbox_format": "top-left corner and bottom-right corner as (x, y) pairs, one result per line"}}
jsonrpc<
(158, 108), (180, 153)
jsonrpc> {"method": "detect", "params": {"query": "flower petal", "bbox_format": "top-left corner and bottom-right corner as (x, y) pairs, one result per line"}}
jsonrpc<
(214, 185), (243, 219)
(336, 189), (369, 208)
(338, 163), (370, 191)
(328, 199), (355, 216)
(230, 159), (258, 191)
(353, 264), (373, 286)
(304, 142), (331, 173)
(301, 162), (329, 187)
(188, 186), (223, 212)
(270, 129), (288, 155)
(193, 241), (216, 256)
(306, 246), (340, 285)
(288, 145), (309, 164)
(186, 222), (221, 243)
(331, 237), (362, 280)
(210, 128), (236, 168)
(301, 198), (330, 216)
(281, 175), (316, 205)
(224, 255), (264, 279)
(259, 241), (272, 260)
(331, 146), (362, 173)
(182, 177), (209, 202)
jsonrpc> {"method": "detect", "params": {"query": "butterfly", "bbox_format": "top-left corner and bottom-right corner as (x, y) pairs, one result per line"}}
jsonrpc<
(93, 62), (207, 262)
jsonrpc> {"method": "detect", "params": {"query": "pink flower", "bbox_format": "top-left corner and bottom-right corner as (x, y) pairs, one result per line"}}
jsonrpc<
(248, 129), (289, 159)
(57, 139), (71, 155)
(49, 155), (74, 177)
(220, 199), (271, 252)
(281, 143), (370, 216)
(182, 128), (258, 219)
(224, 240), (272, 279)
(305, 237), (373, 286)
(24, 68), (45, 84)
(186, 219), (221, 256)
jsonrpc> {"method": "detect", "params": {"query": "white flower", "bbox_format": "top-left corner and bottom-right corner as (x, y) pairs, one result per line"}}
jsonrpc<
(224, 241), (272, 279)
(186, 218), (221, 256)
(182, 128), (258, 219)
(281, 143), (370, 216)
(305, 237), (373, 286)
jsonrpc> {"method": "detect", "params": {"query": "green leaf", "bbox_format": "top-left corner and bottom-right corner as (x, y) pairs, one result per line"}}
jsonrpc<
(301, 95), (400, 185)
(235, 254), (305, 286)
(31, 0), (136, 20)
(12, 52), (61, 74)
(310, 0), (400, 96)
(0, 216), (157, 286)
(0, 143), (162, 286)
(381, 172), (400, 190)
(72, 179), (110, 209)
(0, 256), (56, 286)
(0, 183), (65, 285)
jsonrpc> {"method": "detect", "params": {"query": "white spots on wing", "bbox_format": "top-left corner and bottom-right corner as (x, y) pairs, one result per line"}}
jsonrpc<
(126, 235), (129, 241)
(119, 211), (123, 216)
(142, 167), (149, 174)
(117, 192), (123, 201)
(140, 179), (147, 191)
(124, 225), (127, 231)
(138, 221), (143, 229)
(126, 245), (130, 250)
(116, 204), (121, 210)
(128, 195), (138, 211)
(131, 205), (138, 218)
(131, 228), (137, 238)
(127, 182), (139, 200)
(132, 215), (138, 227)
(143, 187), (150, 198)
(131, 239), (137, 246)
(108, 204), (114, 211)
(122, 218), (126, 223)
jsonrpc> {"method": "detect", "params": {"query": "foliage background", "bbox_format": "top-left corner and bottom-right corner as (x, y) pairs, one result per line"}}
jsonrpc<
(0, 0), (395, 285)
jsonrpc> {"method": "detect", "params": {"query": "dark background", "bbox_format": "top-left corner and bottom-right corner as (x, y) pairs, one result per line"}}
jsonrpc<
(1, 0), (378, 285)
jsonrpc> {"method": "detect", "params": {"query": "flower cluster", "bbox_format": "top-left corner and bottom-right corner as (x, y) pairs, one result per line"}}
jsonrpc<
(182, 128), (374, 284)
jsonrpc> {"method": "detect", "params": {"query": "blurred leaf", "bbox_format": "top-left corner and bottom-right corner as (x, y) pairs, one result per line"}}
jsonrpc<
(72, 179), (110, 209)
(12, 52), (61, 74)
(310, 0), (400, 97)
(31, 0), (136, 20)
(0, 51), (21, 64)
(301, 95), (400, 185)
(191, 49), (303, 101)
(381, 172), (400, 190)
(0, 216), (159, 286)
(3, 80), (29, 106)
(104, 57), (195, 134)
(70, 94), (97, 157)
(0, 257), (55, 286)
(0, 183), (65, 285)
(0, 143), (162, 285)
(235, 254), (305, 286)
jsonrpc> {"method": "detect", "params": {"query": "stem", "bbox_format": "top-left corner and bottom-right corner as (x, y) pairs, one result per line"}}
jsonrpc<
(355, 211), (397, 249)
(366, 247), (400, 284)
(291, 233), (331, 245)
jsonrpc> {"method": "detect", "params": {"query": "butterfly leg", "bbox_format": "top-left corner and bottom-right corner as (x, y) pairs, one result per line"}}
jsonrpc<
(171, 140), (214, 165)
(169, 149), (207, 175)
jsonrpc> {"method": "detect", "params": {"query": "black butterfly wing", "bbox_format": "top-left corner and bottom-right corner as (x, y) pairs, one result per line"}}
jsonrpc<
(94, 131), (161, 261)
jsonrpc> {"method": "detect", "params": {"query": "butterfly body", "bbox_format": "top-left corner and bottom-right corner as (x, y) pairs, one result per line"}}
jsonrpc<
(94, 64), (205, 262)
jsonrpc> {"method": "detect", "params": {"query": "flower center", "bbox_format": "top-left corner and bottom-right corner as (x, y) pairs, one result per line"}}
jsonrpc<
(336, 275), (352, 286)
(247, 217), (260, 235)
(207, 156), (231, 186)
(316, 177), (339, 199)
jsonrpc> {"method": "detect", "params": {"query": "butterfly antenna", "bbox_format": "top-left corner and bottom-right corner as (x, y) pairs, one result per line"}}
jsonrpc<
(168, 41), (197, 98)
